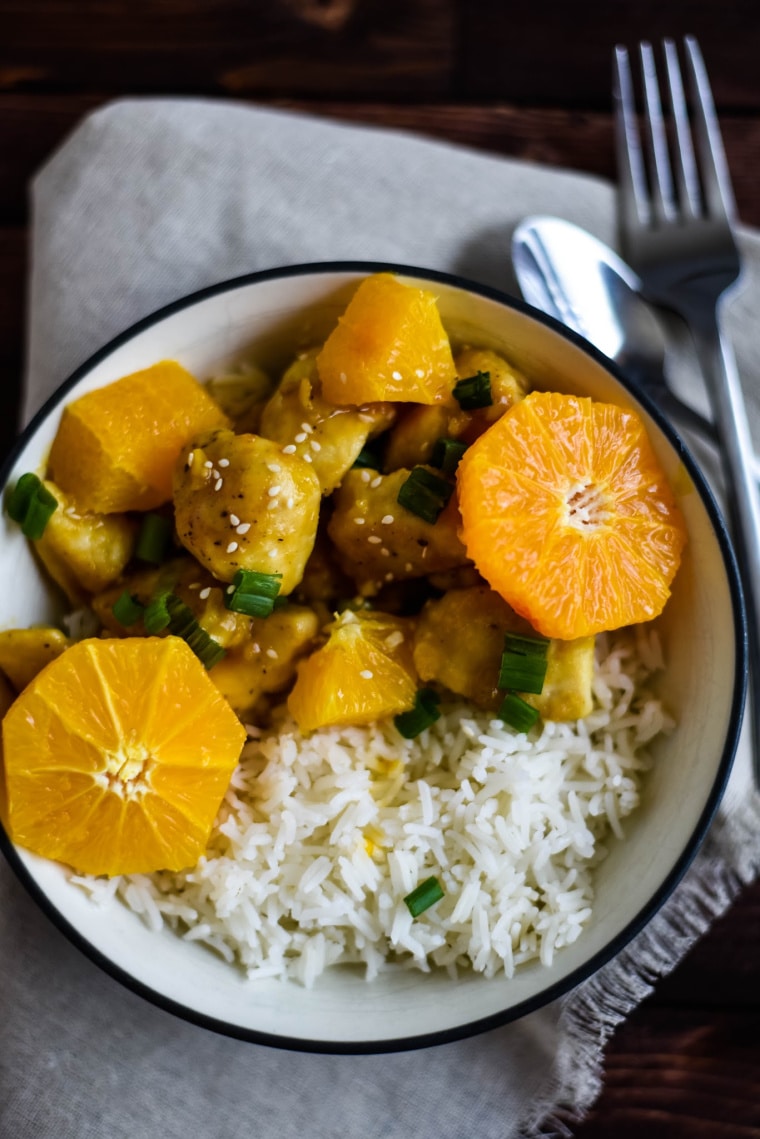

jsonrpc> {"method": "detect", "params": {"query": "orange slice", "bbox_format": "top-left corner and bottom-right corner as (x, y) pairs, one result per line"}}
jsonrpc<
(48, 361), (229, 513)
(287, 610), (417, 732)
(316, 274), (457, 405)
(457, 391), (687, 639)
(1, 637), (246, 876)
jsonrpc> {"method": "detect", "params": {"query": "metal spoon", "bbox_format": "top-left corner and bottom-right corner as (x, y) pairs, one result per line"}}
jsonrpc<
(511, 214), (760, 481)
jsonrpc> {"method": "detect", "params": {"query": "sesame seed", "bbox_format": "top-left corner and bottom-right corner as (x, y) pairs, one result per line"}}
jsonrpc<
(392, 370), (402, 380)
(230, 513), (240, 526)
(266, 463), (281, 473)
(385, 631), (404, 649)
(339, 372), (347, 383)
(360, 669), (374, 680)
(267, 499), (279, 510)
(405, 562), (413, 572)
(360, 470), (371, 483)
(268, 486), (281, 497)
(384, 572), (394, 582)
(204, 460), (214, 469)
(353, 517), (365, 525)
(266, 648), (279, 660)
(214, 478), (224, 491)
(310, 440), (321, 452)
(282, 444), (297, 454)
(300, 422), (314, 434)
(212, 468), (220, 479)
(381, 514), (394, 525)
(294, 432), (308, 443)
(188, 582), (201, 590)
(187, 451), (195, 465)
(367, 535), (382, 545)
(236, 522), (251, 535)
(251, 643), (261, 654)
(286, 497), (295, 509)
(199, 587), (211, 600)
(370, 476), (382, 489)
(226, 585), (235, 594)
(380, 547), (390, 557)
(303, 454), (313, 463)
(218, 458), (230, 468)
(226, 541), (238, 553)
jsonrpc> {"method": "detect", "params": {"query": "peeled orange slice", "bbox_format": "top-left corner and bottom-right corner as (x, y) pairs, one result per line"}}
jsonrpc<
(316, 274), (457, 406)
(457, 391), (687, 639)
(1, 637), (246, 876)
(287, 610), (417, 732)
(48, 361), (229, 513)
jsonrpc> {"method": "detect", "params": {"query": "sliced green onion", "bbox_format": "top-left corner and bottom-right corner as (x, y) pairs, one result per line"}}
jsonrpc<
(394, 688), (441, 739)
(6, 472), (58, 540)
(498, 651), (548, 695)
(353, 446), (381, 470)
(135, 512), (173, 564)
(143, 591), (172, 634)
(112, 591), (145, 627)
(504, 632), (550, 658)
(452, 370), (492, 410)
(404, 876), (444, 919)
(397, 467), (454, 524)
(224, 569), (283, 618)
(498, 692), (540, 733)
(430, 437), (468, 477)
(165, 594), (226, 669)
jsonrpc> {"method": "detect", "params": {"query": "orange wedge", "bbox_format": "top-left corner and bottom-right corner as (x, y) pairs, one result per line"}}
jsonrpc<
(1, 637), (246, 876)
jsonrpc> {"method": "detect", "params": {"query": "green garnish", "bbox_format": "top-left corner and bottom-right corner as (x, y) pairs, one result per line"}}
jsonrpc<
(352, 446), (381, 470)
(135, 512), (173, 564)
(224, 569), (283, 618)
(504, 632), (551, 658)
(6, 473), (58, 540)
(397, 467), (454, 524)
(143, 591), (172, 634)
(112, 591), (145, 627)
(498, 692), (540, 734)
(164, 594), (226, 669)
(394, 688), (441, 739)
(498, 652), (548, 695)
(404, 876), (445, 919)
(452, 370), (492, 410)
(430, 437), (468, 477)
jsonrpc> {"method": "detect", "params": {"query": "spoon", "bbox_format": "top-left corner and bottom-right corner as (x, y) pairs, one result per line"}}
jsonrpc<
(511, 215), (760, 481)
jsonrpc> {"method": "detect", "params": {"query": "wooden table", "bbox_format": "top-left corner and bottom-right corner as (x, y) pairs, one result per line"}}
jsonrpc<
(2, 3), (759, 1134)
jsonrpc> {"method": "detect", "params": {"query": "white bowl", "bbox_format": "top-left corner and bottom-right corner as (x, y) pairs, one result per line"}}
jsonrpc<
(0, 263), (746, 1052)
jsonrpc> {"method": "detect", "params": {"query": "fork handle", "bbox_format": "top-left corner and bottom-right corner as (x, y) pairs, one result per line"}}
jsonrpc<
(691, 306), (760, 779)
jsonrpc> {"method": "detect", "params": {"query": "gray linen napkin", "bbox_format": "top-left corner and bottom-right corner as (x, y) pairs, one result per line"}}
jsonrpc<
(3, 99), (760, 1139)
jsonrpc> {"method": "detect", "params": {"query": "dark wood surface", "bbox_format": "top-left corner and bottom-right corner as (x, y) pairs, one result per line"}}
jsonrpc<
(2, 3), (759, 1135)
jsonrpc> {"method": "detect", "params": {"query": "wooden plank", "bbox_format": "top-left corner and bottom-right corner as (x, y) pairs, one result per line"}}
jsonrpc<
(3, 96), (760, 229)
(458, 0), (760, 107)
(1, 0), (453, 96)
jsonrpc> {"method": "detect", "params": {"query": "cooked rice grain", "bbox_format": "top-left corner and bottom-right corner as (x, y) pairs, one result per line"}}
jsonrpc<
(73, 629), (671, 985)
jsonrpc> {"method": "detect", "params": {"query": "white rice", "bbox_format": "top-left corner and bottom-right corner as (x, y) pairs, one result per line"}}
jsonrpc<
(71, 628), (672, 986)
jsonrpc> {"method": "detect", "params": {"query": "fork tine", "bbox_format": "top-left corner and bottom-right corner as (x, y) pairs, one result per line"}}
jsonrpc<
(683, 36), (738, 222)
(639, 41), (676, 222)
(662, 38), (701, 219)
(613, 44), (650, 229)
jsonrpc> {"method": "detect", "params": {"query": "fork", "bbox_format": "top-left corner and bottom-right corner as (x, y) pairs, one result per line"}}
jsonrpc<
(614, 36), (759, 780)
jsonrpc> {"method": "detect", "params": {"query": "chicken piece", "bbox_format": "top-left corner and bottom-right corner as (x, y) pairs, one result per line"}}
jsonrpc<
(292, 524), (354, 609)
(173, 428), (320, 591)
(205, 361), (274, 435)
(259, 348), (395, 494)
(33, 480), (137, 606)
(382, 404), (468, 472)
(209, 605), (319, 717)
(413, 585), (595, 721)
(0, 627), (70, 692)
(327, 467), (469, 596)
(453, 347), (529, 441)
(92, 557), (252, 649)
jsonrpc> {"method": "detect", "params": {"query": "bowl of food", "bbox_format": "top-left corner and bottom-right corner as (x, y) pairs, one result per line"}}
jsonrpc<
(0, 262), (745, 1052)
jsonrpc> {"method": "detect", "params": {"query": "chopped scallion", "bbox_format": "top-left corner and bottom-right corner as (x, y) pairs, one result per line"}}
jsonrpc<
(165, 594), (226, 669)
(504, 632), (550, 658)
(498, 651), (548, 695)
(112, 591), (145, 627)
(143, 592), (172, 634)
(394, 688), (441, 739)
(430, 437), (468, 477)
(224, 569), (283, 618)
(452, 370), (492, 410)
(396, 466), (454, 524)
(6, 472), (58, 540)
(135, 512), (173, 564)
(498, 692), (540, 733)
(352, 446), (381, 470)
(404, 876), (444, 918)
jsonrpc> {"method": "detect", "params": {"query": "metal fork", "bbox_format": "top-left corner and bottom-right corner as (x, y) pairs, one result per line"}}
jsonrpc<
(614, 36), (758, 780)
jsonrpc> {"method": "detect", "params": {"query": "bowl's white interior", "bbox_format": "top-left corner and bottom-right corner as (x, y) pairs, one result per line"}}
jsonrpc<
(0, 268), (742, 1048)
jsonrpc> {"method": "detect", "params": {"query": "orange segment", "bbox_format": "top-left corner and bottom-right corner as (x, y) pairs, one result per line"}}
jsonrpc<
(457, 391), (687, 639)
(287, 610), (417, 732)
(48, 361), (229, 513)
(1, 637), (246, 876)
(316, 274), (457, 406)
